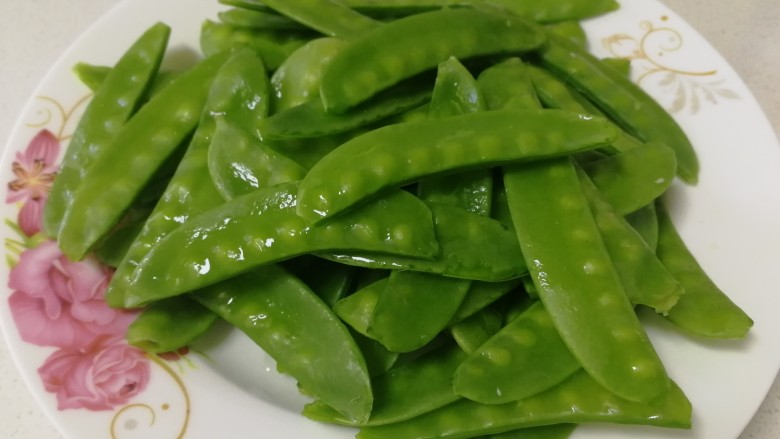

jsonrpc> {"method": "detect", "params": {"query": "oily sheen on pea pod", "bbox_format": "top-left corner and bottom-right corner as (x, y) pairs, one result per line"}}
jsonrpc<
(296, 109), (620, 223)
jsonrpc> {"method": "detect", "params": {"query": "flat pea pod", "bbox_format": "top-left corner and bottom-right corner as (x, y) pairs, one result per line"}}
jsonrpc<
(304, 342), (466, 427)
(479, 0), (618, 24)
(319, 8), (546, 113)
(72, 62), (180, 97)
(656, 201), (753, 338)
(200, 20), (311, 70)
(504, 158), (669, 403)
(127, 297), (217, 353)
(297, 109), (619, 223)
(538, 33), (698, 183)
(477, 58), (540, 114)
(578, 169), (683, 313)
(334, 278), (387, 336)
(454, 301), (580, 404)
(449, 279), (521, 324)
(270, 37), (347, 112)
(356, 371), (691, 439)
(581, 141), (677, 215)
(368, 270), (471, 352)
(243, 0), (380, 39)
(449, 306), (503, 354)
(626, 203), (659, 251)
(324, 203), (528, 282)
(125, 183), (438, 306)
(208, 119), (307, 200)
(218, 8), (307, 31)
(56, 50), (232, 261)
(481, 424), (576, 439)
(105, 49), (263, 307)
(194, 264), (373, 423)
(44, 23), (170, 239)
(260, 78), (432, 139)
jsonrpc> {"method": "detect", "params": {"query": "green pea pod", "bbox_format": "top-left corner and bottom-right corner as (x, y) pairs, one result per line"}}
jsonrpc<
(251, 0), (379, 39)
(270, 37), (347, 112)
(106, 49), (265, 307)
(538, 34), (698, 183)
(351, 330), (399, 377)
(581, 141), (677, 215)
(261, 78), (432, 139)
(45, 23), (170, 239)
(625, 203), (659, 251)
(454, 301), (580, 404)
(199, 20), (311, 70)
(297, 109), (619, 223)
(324, 203), (528, 282)
(304, 342), (466, 426)
(477, 57), (541, 116)
(57, 50), (232, 261)
(545, 21), (588, 48)
(95, 212), (147, 268)
(334, 278), (387, 336)
(320, 8), (546, 113)
(656, 201), (753, 338)
(357, 371), (691, 439)
(450, 306), (503, 354)
(504, 158), (670, 403)
(218, 8), (307, 31)
(71, 63), (112, 92)
(482, 424), (576, 439)
(127, 297), (217, 353)
(479, 0), (618, 23)
(368, 271), (471, 352)
(125, 184), (438, 306)
(194, 265), (373, 423)
(449, 280), (521, 324)
(208, 119), (307, 200)
(601, 57), (632, 78)
(578, 169), (683, 313)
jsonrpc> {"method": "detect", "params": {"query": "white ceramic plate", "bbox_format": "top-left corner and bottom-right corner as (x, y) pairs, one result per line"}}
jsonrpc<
(1, 0), (779, 438)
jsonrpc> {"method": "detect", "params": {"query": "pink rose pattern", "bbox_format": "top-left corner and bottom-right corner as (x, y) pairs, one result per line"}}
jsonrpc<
(5, 129), (152, 411)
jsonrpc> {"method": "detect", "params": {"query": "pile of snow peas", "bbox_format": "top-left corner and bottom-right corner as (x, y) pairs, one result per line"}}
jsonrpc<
(44, 0), (755, 437)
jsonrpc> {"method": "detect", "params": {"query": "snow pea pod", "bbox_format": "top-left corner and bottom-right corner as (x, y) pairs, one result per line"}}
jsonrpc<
(324, 203), (528, 281)
(45, 22), (170, 239)
(218, 8), (307, 31)
(449, 279), (521, 324)
(304, 342), (466, 426)
(454, 301), (580, 404)
(581, 141), (677, 215)
(319, 7), (546, 113)
(538, 33), (698, 183)
(72, 62), (180, 97)
(105, 49), (265, 307)
(127, 297), (217, 353)
(57, 50), (232, 261)
(260, 78), (432, 139)
(334, 278), (387, 336)
(244, 0), (380, 39)
(504, 158), (670, 403)
(450, 306), (503, 354)
(545, 21), (587, 48)
(478, 0), (618, 24)
(477, 58), (540, 115)
(125, 183), (438, 306)
(297, 109), (619, 223)
(357, 371), (691, 439)
(482, 424), (576, 439)
(270, 37), (347, 112)
(194, 264), (373, 423)
(626, 203), (659, 251)
(656, 201), (753, 338)
(200, 20), (311, 70)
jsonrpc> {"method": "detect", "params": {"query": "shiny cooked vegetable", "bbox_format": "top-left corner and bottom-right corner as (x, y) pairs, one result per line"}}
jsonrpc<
(39, 0), (756, 436)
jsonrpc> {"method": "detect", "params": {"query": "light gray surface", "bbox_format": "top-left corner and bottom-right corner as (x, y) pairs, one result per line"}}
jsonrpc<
(0, 1), (777, 438)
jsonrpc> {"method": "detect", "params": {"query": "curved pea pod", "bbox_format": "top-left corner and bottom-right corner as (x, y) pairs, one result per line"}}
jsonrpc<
(449, 306), (503, 354)
(357, 371), (691, 439)
(127, 297), (217, 353)
(324, 203), (528, 282)
(106, 49), (267, 307)
(538, 34), (698, 183)
(479, 0), (618, 23)
(297, 109), (619, 223)
(503, 158), (669, 403)
(260, 78), (432, 139)
(72, 62), (112, 91)
(56, 50), (232, 261)
(218, 8), (307, 31)
(656, 201), (753, 338)
(449, 279), (521, 325)
(581, 141), (677, 215)
(270, 37), (347, 112)
(44, 22), (170, 239)
(194, 265), (373, 423)
(454, 301), (580, 404)
(208, 119), (307, 200)
(200, 20), (311, 70)
(319, 8), (546, 113)
(334, 278), (387, 336)
(304, 342), (466, 427)
(578, 169), (683, 313)
(125, 184), (438, 306)
(256, 0), (379, 39)
(368, 271), (471, 352)
(626, 203), (659, 251)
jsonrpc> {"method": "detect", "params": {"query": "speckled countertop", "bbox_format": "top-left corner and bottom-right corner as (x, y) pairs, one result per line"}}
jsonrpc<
(0, 1), (778, 438)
